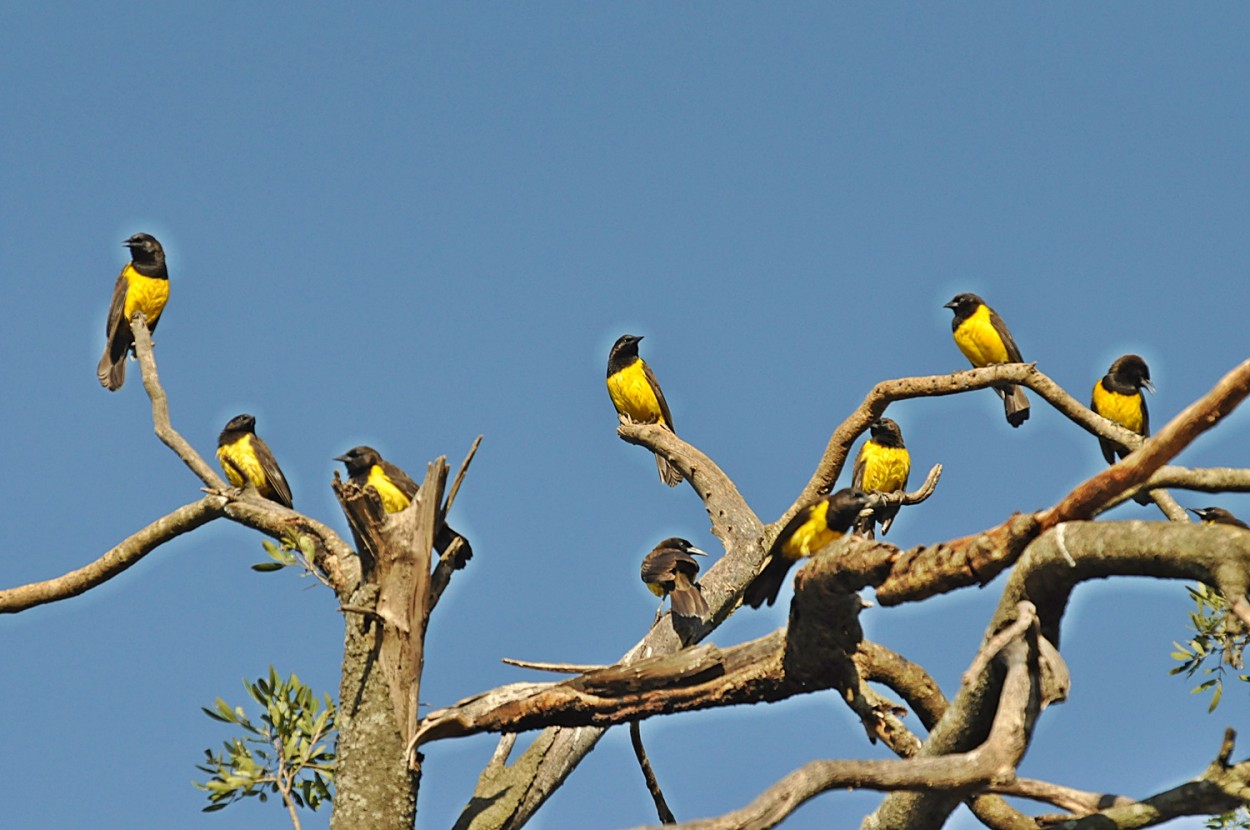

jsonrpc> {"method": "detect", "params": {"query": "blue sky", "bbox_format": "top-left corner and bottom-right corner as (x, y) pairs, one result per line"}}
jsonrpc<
(3, 4), (1249, 829)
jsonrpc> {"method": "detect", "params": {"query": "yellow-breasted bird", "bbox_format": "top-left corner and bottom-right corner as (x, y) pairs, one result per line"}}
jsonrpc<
(641, 537), (709, 620)
(744, 488), (871, 609)
(944, 293), (1030, 427)
(98, 233), (170, 391)
(605, 334), (682, 487)
(1189, 506), (1249, 529)
(216, 414), (294, 508)
(335, 445), (471, 558)
(851, 418), (910, 537)
(1091, 354), (1153, 505)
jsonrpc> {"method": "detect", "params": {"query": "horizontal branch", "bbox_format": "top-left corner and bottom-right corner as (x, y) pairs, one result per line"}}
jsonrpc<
(1049, 729), (1250, 829)
(0, 496), (226, 613)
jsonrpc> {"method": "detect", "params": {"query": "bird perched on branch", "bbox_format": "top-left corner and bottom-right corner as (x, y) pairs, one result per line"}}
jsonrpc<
(1091, 354), (1153, 505)
(944, 293), (1030, 427)
(335, 445), (471, 558)
(97, 233), (170, 391)
(851, 418), (910, 537)
(605, 334), (682, 487)
(744, 489), (871, 609)
(641, 537), (709, 620)
(1188, 507), (1248, 529)
(216, 414), (294, 508)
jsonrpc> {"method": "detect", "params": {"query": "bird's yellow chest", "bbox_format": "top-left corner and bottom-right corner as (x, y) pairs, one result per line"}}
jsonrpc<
(953, 304), (1009, 367)
(606, 360), (664, 424)
(781, 501), (840, 561)
(122, 266), (170, 326)
(646, 582), (667, 598)
(860, 443), (910, 493)
(368, 465), (411, 512)
(217, 436), (263, 488)
(1092, 382), (1144, 434)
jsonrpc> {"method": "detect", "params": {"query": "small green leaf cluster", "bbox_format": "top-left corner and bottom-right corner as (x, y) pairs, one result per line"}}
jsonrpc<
(1207, 807), (1250, 829)
(195, 667), (335, 817)
(251, 533), (319, 578)
(1171, 584), (1249, 713)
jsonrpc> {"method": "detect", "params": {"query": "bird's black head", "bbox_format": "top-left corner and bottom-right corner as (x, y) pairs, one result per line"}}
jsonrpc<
(610, 334), (642, 357)
(223, 413), (256, 433)
(869, 417), (905, 447)
(1108, 354), (1153, 393)
(124, 233), (165, 265)
(827, 487), (874, 529)
(335, 445), (382, 476)
(1188, 506), (1245, 527)
(943, 293), (984, 315)
(656, 537), (706, 556)
(607, 334), (644, 374)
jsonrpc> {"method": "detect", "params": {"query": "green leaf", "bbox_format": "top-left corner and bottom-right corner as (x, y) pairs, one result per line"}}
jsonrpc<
(250, 561), (287, 572)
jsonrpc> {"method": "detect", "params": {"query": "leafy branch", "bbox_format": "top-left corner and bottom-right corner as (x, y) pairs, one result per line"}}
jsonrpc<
(195, 667), (336, 830)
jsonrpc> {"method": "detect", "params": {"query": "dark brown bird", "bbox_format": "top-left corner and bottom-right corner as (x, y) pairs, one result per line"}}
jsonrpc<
(641, 537), (709, 619)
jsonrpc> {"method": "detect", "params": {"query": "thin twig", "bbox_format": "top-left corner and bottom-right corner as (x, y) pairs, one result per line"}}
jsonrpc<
(630, 720), (676, 824)
(501, 658), (610, 673)
(131, 316), (225, 488)
(444, 435), (482, 515)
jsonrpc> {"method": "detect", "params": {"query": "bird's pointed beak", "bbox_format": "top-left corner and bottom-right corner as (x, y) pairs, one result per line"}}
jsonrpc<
(687, 547), (707, 556)
(1143, 379), (1156, 394)
(942, 300), (956, 310)
(334, 454), (351, 463)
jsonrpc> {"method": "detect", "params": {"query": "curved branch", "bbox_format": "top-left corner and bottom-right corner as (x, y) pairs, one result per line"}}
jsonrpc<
(1052, 729), (1250, 829)
(0, 496), (226, 613)
(795, 363), (1142, 513)
(131, 317), (226, 489)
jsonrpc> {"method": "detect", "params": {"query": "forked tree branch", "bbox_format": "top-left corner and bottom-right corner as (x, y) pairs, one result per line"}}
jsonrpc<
(456, 359), (1250, 829)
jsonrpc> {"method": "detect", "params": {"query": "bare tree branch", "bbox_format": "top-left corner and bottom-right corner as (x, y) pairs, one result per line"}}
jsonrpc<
(131, 316), (225, 489)
(630, 721), (677, 824)
(1046, 729), (1250, 828)
(0, 496), (225, 613)
(644, 630), (1041, 830)
(135, 314), (360, 593)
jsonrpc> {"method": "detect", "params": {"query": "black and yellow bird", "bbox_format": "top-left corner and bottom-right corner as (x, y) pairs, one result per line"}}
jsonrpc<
(335, 445), (471, 558)
(641, 537), (710, 620)
(744, 488), (871, 609)
(851, 418), (911, 537)
(1189, 507), (1249, 529)
(97, 233), (170, 391)
(216, 414), (294, 508)
(605, 334), (682, 487)
(944, 293), (1030, 427)
(1091, 354), (1153, 505)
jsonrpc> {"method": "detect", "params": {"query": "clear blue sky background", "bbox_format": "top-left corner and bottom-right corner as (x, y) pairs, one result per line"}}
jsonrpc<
(3, 5), (1248, 829)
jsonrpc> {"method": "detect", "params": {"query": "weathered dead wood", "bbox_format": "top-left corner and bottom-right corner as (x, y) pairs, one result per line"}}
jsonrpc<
(1045, 729), (1250, 829)
(644, 624), (1043, 830)
(870, 519), (1250, 828)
